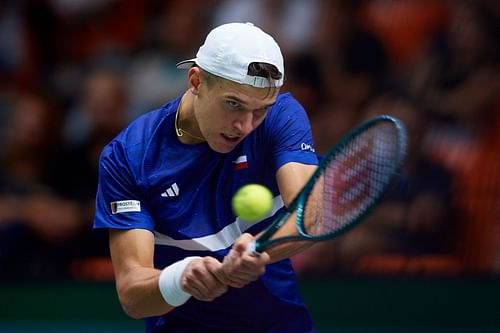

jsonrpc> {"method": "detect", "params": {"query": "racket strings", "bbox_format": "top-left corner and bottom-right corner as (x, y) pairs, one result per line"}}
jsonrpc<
(303, 123), (400, 237)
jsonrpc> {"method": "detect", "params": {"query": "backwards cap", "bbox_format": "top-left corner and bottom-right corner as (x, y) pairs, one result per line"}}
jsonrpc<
(176, 22), (284, 88)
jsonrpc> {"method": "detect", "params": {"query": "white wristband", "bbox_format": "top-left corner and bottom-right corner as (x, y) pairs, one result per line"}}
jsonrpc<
(158, 256), (201, 307)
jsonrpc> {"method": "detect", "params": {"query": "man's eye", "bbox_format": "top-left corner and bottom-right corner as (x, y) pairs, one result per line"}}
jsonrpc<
(225, 100), (240, 109)
(254, 108), (268, 118)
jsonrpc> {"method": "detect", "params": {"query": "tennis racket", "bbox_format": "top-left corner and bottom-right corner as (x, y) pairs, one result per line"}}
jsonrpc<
(248, 115), (407, 254)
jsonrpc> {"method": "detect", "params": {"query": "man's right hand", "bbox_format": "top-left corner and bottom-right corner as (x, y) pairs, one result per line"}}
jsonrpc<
(180, 257), (228, 301)
(217, 233), (270, 288)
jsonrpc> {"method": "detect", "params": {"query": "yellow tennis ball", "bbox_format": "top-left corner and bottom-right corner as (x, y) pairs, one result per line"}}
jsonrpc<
(232, 184), (273, 221)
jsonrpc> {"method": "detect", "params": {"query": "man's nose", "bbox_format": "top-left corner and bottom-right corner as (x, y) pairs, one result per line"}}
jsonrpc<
(233, 112), (254, 134)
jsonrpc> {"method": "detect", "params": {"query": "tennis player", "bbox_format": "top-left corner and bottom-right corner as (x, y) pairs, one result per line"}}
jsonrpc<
(94, 22), (318, 332)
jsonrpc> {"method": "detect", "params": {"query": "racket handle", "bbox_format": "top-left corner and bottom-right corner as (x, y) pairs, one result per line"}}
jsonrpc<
(246, 240), (260, 256)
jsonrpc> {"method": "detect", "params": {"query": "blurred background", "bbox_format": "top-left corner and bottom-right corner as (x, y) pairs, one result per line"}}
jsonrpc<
(0, 0), (499, 332)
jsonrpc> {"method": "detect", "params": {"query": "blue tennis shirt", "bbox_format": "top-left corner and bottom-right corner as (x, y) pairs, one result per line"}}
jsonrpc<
(94, 92), (318, 332)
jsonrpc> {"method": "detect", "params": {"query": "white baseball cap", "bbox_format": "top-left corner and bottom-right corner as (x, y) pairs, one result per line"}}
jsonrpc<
(176, 22), (284, 88)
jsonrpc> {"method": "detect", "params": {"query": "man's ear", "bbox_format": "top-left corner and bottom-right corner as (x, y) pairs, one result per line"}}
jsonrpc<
(187, 67), (202, 95)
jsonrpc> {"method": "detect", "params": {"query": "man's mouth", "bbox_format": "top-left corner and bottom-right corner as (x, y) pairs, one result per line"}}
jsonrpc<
(221, 133), (241, 143)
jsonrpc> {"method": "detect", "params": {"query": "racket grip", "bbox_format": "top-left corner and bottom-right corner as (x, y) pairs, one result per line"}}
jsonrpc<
(246, 240), (260, 256)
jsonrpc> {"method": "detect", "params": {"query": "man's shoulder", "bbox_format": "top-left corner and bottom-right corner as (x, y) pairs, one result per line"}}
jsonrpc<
(129, 98), (179, 137)
(100, 97), (181, 167)
(275, 91), (298, 105)
(114, 97), (180, 147)
(265, 92), (308, 127)
(271, 92), (306, 115)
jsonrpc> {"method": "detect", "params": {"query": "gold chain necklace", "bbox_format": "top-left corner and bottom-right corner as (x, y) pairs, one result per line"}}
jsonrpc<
(174, 94), (205, 141)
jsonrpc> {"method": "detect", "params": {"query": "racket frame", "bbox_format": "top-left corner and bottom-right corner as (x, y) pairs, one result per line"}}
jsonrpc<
(253, 115), (407, 253)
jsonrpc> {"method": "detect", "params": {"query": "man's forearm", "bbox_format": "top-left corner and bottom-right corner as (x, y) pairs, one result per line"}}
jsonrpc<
(116, 267), (174, 319)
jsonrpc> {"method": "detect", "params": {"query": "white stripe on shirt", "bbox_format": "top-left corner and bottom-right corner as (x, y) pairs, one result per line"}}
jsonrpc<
(154, 196), (284, 251)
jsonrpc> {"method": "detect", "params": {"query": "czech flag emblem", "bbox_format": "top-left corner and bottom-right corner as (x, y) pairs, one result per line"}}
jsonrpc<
(233, 155), (248, 170)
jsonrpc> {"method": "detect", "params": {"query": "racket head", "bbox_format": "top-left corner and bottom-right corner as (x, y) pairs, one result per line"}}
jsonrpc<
(254, 115), (407, 252)
(296, 114), (407, 240)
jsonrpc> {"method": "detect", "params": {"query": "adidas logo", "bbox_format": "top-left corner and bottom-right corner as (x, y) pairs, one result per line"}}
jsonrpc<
(161, 183), (179, 197)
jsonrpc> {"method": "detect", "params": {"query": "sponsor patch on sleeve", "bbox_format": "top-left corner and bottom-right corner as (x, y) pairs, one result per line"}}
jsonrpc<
(110, 200), (141, 214)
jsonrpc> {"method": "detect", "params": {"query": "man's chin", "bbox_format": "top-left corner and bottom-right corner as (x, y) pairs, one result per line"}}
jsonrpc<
(208, 140), (238, 154)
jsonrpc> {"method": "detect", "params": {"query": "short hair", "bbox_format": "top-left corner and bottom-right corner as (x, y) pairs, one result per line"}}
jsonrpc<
(247, 62), (283, 87)
(201, 62), (283, 92)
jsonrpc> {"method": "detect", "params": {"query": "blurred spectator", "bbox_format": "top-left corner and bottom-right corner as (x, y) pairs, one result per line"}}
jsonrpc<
(212, 0), (320, 56)
(0, 70), (128, 282)
(358, 0), (451, 72)
(444, 104), (500, 275)
(0, 1), (38, 91)
(283, 53), (325, 120)
(64, 66), (130, 148)
(315, 0), (388, 105)
(404, 0), (500, 121)
(407, 0), (500, 274)
(127, 1), (211, 116)
(57, 67), (133, 280)
(39, 0), (147, 112)
(47, 0), (147, 62)
(0, 92), (86, 280)
(308, 0), (389, 154)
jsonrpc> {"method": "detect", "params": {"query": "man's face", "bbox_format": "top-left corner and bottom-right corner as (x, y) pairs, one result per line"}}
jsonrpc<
(194, 74), (279, 153)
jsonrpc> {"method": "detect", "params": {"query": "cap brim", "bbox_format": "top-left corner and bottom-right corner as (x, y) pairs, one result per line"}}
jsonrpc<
(176, 58), (197, 69)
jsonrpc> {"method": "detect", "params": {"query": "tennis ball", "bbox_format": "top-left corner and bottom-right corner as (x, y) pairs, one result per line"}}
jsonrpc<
(232, 184), (273, 221)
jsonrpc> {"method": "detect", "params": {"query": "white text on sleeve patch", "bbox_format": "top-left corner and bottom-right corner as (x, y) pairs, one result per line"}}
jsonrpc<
(111, 200), (141, 214)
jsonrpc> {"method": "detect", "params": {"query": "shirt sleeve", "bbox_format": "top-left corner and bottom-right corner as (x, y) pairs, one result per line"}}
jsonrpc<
(266, 93), (318, 172)
(93, 139), (155, 231)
